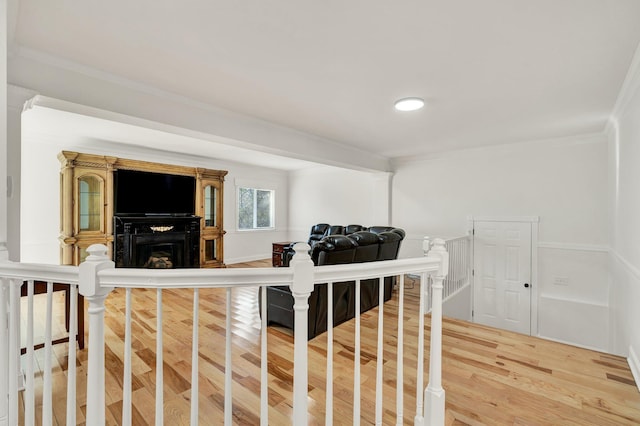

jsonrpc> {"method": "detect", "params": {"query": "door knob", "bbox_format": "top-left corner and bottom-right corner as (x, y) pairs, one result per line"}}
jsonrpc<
(524, 283), (530, 288)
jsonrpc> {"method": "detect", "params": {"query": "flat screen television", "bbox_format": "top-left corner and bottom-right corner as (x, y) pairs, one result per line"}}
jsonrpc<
(114, 169), (196, 216)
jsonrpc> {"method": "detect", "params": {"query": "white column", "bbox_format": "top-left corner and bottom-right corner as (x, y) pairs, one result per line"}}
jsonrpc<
(79, 244), (115, 426)
(424, 239), (448, 426)
(6, 85), (39, 261)
(371, 172), (393, 225)
(289, 242), (313, 425)
(0, 0), (7, 262)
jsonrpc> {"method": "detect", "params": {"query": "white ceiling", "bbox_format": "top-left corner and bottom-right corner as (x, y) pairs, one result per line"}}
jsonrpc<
(9, 0), (640, 167)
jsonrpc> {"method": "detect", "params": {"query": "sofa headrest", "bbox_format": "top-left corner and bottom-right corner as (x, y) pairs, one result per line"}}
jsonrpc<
(310, 223), (330, 235)
(350, 231), (379, 246)
(391, 228), (406, 239)
(377, 231), (403, 243)
(325, 225), (345, 236)
(317, 235), (357, 250)
(367, 226), (395, 234)
(345, 224), (365, 234)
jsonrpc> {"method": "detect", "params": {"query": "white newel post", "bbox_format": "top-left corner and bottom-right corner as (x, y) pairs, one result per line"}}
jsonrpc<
(79, 244), (115, 426)
(0, 280), (8, 426)
(422, 236), (431, 254)
(424, 238), (448, 426)
(289, 243), (313, 425)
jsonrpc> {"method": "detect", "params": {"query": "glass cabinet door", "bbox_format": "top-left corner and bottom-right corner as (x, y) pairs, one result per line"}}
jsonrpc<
(204, 184), (217, 228)
(204, 238), (217, 262)
(198, 177), (224, 267)
(78, 175), (103, 232)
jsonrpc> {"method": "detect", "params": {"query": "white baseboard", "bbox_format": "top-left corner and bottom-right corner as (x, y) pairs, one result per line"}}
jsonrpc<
(629, 345), (640, 393)
(534, 334), (606, 353)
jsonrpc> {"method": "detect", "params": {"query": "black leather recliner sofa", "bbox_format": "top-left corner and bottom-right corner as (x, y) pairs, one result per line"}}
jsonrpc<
(263, 224), (405, 339)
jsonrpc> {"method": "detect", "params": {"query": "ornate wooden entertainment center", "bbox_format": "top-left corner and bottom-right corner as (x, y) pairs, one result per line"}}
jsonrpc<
(58, 151), (227, 268)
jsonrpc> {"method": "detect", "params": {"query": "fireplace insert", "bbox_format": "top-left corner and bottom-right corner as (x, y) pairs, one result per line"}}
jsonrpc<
(114, 215), (201, 268)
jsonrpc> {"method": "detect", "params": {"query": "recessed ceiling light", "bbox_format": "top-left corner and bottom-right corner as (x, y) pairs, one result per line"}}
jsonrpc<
(394, 97), (425, 112)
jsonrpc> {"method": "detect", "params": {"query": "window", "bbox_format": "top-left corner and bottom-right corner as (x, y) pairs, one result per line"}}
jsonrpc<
(238, 187), (274, 230)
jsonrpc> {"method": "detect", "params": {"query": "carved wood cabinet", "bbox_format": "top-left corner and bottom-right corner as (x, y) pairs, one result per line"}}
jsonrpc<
(58, 151), (227, 268)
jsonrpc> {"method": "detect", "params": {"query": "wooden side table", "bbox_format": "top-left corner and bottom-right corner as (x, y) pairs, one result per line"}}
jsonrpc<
(20, 281), (85, 354)
(272, 241), (291, 267)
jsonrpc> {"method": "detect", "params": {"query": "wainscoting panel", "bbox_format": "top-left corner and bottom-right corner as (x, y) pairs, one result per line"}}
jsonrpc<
(443, 285), (472, 321)
(609, 250), (640, 389)
(537, 245), (609, 351)
(538, 295), (608, 351)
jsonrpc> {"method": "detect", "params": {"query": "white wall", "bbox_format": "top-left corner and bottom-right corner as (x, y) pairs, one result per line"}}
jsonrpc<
(288, 167), (386, 242)
(608, 48), (640, 381)
(392, 135), (610, 350)
(224, 170), (288, 264)
(443, 286), (472, 321)
(20, 114), (289, 264)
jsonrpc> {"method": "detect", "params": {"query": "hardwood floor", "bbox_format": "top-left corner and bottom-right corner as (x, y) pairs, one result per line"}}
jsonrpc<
(21, 260), (640, 425)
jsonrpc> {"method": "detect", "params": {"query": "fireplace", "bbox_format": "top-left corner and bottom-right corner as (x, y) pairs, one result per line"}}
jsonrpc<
(114, 215), (201, 268)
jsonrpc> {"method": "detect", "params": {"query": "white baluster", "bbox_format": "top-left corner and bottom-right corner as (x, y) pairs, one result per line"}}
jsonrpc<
(122, 288), (132, 426)
(67, 284), (78, 426)
(25, 280), (34, 425)
(414, 272), (426, 426)
(424, 238), (448, 426)
(43, 282), (53, 425)
(8, 280), (19, 426)
(224, 287), (232, 426)
(290, 243), (313, 426)
(455, 239), (460, 292)
(395, 274), (405, 426)
(325, 282), (333, 426)
(79, 244), (115, 426)
(191, 288), (200, 426)
(156, 288), (164, 426)
(260, 286), (268, 426)
(422, 236), (431, 254)
(375, 276), (384, 426)
(423, 239), (432, 312)
(353, 279), (361, 426)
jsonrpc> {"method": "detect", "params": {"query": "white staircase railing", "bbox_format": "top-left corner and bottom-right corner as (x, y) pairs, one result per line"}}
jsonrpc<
(0, 262), (80, 426)
(422, 235), (471, 312)
(442, 236), (471, 301)
(0, 239), (449, 425)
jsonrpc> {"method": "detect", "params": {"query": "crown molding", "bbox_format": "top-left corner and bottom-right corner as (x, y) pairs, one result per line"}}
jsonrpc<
(390, 132), (606, 168)
(7, 84), (38, 111)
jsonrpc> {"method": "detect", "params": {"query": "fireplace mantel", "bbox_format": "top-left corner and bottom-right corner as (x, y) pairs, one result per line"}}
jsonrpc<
(58, 151), (227, 268)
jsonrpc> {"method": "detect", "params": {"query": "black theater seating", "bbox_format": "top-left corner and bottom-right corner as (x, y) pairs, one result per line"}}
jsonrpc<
(308, 223), (330, 248)
(263, 224), (405, 339)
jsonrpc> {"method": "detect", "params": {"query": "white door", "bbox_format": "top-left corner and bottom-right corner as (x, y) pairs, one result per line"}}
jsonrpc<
(473, 220), (532, 334)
